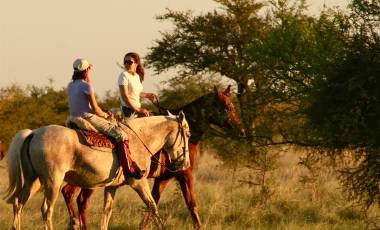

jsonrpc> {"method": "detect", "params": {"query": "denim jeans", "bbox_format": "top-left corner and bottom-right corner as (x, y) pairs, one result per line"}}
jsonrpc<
(121, 106), (135, 117)
(82, 113), (127, 142)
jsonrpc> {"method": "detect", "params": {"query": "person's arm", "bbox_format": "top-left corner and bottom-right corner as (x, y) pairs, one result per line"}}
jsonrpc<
(119, 85), (149, 116)
(140, 92), (157, 103)
(88, 93), (109, 118)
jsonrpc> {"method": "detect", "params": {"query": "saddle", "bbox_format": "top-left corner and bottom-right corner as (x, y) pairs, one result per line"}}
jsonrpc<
(65, 116), (115, 149)
(65, 115), (145, 179)
(77, 129), (115, 149)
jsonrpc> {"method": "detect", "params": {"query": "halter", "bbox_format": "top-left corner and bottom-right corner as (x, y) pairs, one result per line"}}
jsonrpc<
(165, 117), (189, 171)
(123, 116), (188, 172)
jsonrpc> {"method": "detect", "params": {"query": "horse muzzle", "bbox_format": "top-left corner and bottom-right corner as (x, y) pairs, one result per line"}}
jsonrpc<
(168, 154), (190, 172)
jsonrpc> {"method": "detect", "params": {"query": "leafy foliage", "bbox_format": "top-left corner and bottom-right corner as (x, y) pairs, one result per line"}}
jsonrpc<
(156, 74), (227, 110)
(146, 0), (268, 135)
(0, 84), (68, 147)
(305, 1), (380, 208)
(0, 84), (117, 149)
(98, 90), (120, 111)
(145, 0), (379, 210)
(309, 41), (380, 149)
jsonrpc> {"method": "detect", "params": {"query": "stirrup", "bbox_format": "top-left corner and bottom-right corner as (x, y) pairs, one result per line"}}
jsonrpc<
(124, 161), (145, 179)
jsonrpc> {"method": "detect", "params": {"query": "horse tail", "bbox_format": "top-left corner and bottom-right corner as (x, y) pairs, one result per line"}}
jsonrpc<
(3, 129), (33, 204)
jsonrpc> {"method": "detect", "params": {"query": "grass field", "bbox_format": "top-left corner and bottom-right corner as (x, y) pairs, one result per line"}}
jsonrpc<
(0, 145), (377, 229)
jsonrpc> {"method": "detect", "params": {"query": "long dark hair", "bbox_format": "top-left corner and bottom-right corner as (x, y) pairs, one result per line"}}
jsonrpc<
(124, 52), (144, 82)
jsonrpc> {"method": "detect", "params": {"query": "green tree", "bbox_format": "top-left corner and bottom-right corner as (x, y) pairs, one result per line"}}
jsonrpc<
(146, 0), (349, 143)
(306, 0), (380, 208)
(251, 1), (350, 145)
(98, 90), (120, 111)
(146, 0), (267, 135)
(0, 84), (69, 147)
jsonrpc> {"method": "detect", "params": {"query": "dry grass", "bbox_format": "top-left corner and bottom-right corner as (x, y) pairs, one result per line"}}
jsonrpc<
(0, 145), (377, 229)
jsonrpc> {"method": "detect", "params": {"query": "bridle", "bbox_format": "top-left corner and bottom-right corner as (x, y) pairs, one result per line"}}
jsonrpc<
(165, 117), (189, 171)
(122, 116), (188, 172)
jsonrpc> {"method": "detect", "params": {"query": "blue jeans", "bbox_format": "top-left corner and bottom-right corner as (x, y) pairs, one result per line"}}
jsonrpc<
(122, 106), (136, 117)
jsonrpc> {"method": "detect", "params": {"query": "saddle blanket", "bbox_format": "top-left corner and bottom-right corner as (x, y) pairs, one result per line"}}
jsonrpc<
(78, 129), (115, 149)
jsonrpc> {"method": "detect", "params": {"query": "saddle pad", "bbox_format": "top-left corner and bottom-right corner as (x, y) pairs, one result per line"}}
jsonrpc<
(78, 129), (115, 149)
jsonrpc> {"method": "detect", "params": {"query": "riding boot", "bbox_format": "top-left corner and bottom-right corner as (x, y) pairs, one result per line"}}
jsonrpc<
(117, 140), (144, 179)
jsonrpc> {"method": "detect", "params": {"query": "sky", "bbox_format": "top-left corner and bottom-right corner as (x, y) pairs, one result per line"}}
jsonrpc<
(0, 0), (349, 97)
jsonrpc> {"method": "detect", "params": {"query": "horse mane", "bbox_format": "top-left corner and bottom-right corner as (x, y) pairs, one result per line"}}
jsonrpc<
(169, 92), (215, 114)
(121, 115), (189, 138)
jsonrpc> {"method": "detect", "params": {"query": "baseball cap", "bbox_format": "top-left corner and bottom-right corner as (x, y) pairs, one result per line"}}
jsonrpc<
(73, 58), (92, 72)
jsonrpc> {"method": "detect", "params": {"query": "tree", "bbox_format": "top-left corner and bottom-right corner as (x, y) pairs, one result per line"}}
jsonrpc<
(0, 84), (69, 147)
(306, 0), (380, 208)
(146, 1), (351, 203)
(250, 1), (350, 144)
(146, 0), (267, 135)
(146, 0), (349, 142)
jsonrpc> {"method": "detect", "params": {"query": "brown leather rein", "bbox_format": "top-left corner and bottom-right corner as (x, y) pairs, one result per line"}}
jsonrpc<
(122, 116), (188, 173)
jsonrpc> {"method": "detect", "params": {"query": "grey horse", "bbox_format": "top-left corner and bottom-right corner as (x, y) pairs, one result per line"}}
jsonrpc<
(4, 112), (190, 230)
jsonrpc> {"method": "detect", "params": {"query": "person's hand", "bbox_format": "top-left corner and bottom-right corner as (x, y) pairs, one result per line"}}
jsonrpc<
(138, 107), (150, 117)
(106, 111), (114, 119)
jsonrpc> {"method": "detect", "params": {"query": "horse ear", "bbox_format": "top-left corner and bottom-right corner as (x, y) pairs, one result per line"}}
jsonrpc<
(223, 85), (232, 96)
(167, 110), (174, 117)
(178, 110), (185, 123)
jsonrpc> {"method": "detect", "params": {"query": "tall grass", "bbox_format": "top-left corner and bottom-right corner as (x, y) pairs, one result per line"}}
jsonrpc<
(0, 146), (377, 229)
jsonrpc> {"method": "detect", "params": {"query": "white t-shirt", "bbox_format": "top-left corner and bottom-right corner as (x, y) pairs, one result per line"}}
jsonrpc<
(118, 71), (143, 109)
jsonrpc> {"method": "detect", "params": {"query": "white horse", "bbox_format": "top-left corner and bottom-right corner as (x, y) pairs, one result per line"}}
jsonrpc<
(4, 112), (191, 230)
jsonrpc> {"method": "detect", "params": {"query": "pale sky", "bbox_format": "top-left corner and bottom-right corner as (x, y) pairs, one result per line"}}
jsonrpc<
(0, 0), (348, 97)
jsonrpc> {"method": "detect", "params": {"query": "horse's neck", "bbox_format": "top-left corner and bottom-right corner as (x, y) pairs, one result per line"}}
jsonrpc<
(127, 117), (174, 153)
(172, 95), (213, 144)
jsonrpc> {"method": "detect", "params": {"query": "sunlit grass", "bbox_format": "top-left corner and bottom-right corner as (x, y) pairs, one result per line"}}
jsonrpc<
(0, 146), (377, 229)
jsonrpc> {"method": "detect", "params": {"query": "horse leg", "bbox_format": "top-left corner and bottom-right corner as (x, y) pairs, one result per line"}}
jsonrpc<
(177, 170), (201, 229)
(128, 178), (164, 230)
(61, 184), (81, 230)
(151, 177), (172, 203)
(138, 177), (172, 228)
(41, 177), (64, 230)
(12, 178), (40, 230)
(100, 186), (117, 230)
(12, 196), (22, 230)
(77, 188), (95, 230)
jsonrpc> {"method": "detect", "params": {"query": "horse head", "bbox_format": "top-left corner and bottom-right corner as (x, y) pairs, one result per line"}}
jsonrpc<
(210, 85), (245, 137)
(165, 111), (191, 171)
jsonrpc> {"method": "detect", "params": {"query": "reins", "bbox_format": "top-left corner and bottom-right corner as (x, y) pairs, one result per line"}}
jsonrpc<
(122, 122), (155, 156)
(153, 98), (166, 115)
(121, 117), (187, 173)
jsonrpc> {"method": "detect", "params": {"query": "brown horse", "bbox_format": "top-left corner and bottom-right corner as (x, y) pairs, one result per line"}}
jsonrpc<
(61, 85), (245, 229)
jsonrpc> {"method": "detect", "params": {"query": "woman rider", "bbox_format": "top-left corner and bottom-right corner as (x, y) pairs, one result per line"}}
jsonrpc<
(118, 52), (156, 117)
(67, 58), (142, 179)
